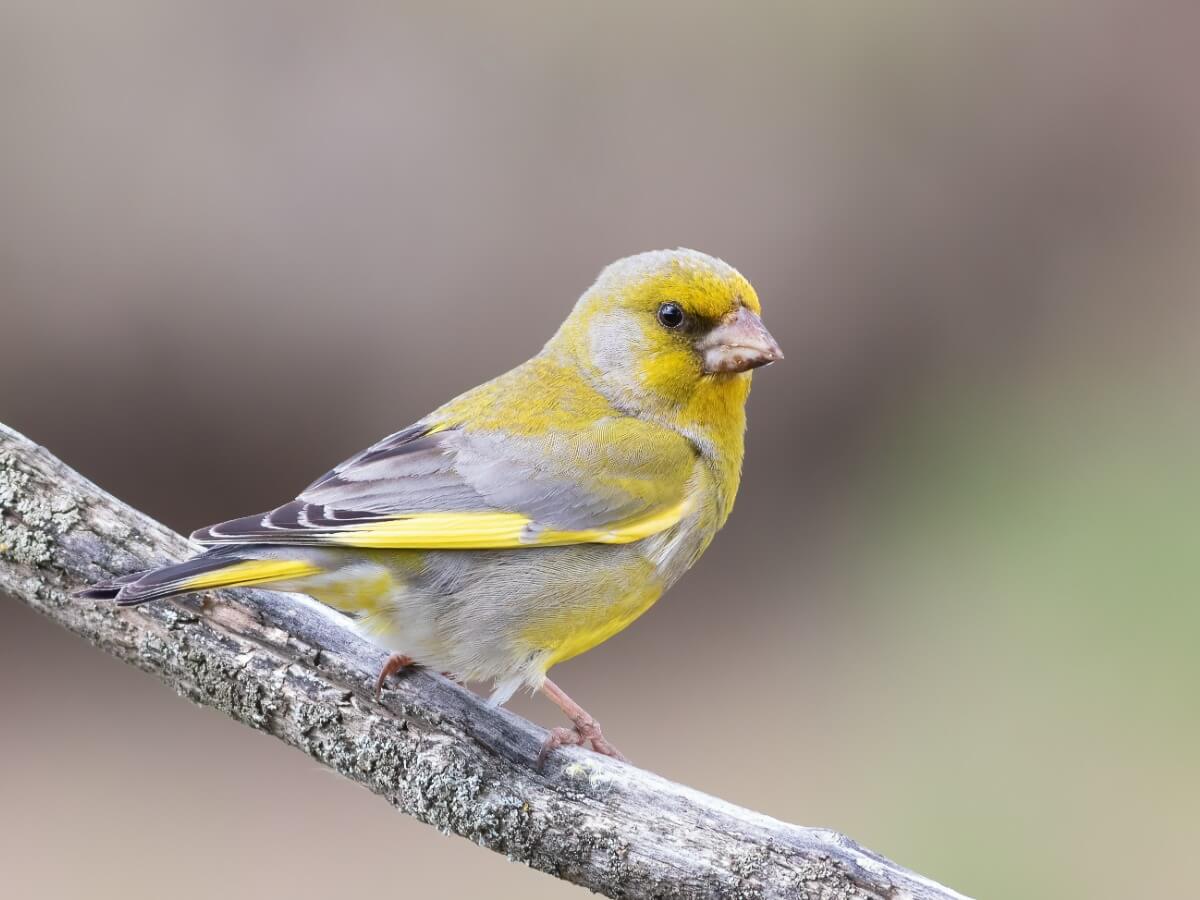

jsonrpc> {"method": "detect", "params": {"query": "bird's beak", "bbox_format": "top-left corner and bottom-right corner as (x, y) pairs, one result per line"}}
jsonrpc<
(697, 306), (784, 374)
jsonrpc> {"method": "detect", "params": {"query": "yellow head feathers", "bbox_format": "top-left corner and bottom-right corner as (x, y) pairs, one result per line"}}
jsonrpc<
(590, 248), (762, 319)
(547, 248), (781, 425)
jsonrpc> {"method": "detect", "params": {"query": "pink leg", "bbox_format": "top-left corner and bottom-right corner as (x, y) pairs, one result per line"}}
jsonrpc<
(537, 678), (628, 770)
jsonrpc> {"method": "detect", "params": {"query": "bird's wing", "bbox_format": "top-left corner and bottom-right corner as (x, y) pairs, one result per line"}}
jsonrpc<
(191, 419), (698, 549)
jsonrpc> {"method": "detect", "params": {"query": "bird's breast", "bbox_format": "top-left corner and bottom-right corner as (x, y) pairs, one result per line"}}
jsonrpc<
(640, 474), (723, 589)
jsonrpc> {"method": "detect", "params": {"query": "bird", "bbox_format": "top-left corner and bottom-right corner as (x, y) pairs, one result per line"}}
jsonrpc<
(78, 248), (783, 767)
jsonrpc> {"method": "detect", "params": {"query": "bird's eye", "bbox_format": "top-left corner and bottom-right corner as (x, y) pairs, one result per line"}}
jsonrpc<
(657, 302), (686, 330)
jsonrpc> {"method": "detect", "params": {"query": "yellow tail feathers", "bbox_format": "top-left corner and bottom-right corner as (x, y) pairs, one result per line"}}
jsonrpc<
(179, 559), (324, 592)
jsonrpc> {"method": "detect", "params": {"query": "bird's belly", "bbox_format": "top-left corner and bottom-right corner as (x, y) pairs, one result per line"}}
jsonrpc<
(519, 578), (663, 668)
(393, 545), (661, 676)
(293, 543), (677, 688)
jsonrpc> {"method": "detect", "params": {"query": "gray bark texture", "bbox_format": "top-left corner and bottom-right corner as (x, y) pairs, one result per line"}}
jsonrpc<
(0, 422), (970, 900)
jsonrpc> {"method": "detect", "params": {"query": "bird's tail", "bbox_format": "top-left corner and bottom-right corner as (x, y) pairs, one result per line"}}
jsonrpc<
(75, 550), (323, 607)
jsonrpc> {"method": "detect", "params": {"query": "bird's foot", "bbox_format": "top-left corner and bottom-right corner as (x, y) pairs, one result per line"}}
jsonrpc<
(374, 654), (414, 698)
(536, 708), (627, 771)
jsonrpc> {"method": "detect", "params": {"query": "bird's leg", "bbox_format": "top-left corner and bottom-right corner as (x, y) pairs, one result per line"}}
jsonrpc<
(374, 654), (413, 698)
(537, 678), (628, 770)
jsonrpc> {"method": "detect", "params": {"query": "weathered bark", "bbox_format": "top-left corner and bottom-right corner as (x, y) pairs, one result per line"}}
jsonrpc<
(0, 422), (970, 900)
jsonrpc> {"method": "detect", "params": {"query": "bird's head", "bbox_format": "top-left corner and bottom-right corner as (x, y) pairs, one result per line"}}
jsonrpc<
(549, 249), (782, 425)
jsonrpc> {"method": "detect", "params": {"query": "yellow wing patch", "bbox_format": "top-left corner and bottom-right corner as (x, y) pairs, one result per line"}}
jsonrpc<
(322, 497), (695, 550)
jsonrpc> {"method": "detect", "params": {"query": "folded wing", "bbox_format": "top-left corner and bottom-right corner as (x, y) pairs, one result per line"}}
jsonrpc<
(191, 419), (697, 550)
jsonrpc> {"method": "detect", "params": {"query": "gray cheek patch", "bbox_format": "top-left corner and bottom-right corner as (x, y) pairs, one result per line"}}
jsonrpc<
(588, 312), (656, 401)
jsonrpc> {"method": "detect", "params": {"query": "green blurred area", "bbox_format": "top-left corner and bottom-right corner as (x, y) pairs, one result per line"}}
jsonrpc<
(854, 371), (1200, 898)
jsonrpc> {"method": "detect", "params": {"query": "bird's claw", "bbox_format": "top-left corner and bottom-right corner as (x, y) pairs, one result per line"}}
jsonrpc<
(536, 716), (628, 772)
(374, 654), (413, 699)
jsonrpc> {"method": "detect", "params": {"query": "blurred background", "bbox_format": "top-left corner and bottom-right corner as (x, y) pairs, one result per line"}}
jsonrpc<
(2, 2), (1197, 898)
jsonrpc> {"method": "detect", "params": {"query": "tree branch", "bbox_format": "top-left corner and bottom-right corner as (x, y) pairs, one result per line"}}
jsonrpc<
(0, 422), (970, 900)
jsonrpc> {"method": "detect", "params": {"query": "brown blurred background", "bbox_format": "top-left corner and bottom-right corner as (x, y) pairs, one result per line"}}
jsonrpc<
(3, 2), (1198, 898)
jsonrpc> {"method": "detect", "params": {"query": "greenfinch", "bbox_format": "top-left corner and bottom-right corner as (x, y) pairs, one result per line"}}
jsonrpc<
(80, 248), (782, 764)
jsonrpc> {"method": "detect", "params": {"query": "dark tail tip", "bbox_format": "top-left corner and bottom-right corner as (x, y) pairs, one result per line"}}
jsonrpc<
(113, 595), (158, 607)
(74, 584), (121, 601)
(74, 570), (152, 605)
(73, 583), (163, 607)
